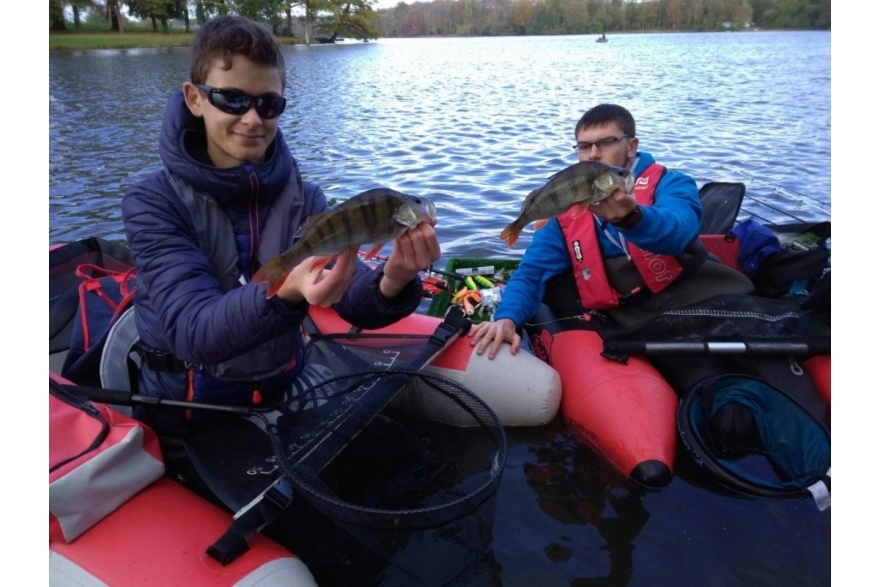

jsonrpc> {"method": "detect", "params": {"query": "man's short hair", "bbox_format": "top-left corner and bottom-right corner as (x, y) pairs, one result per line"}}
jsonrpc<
(575, 104), (636, 138)
(190, 15), (286, 89)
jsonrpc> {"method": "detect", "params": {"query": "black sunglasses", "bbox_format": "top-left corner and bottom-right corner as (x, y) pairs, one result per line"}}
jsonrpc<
(195, 84), (287, 119)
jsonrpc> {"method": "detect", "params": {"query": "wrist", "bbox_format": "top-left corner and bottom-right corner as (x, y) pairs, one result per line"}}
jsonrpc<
(379, 272), (410, 300)
(613, 205), (642, 230)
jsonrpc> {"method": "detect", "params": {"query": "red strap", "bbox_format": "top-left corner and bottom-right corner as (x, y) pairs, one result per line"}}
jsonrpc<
(74, 264), (138, 351)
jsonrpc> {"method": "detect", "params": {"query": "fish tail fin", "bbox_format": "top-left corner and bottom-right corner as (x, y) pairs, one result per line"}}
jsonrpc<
(252, 262), (288, 299)
(265, 279), (284, 299)
(308, 255), (334, 272)
(361, 243), (385, 261)
(499, 224), (521, 248)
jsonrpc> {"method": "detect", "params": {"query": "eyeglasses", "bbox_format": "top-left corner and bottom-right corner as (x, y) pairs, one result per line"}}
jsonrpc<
(195, 84), (287, 119)
(572, 135), (630, 153)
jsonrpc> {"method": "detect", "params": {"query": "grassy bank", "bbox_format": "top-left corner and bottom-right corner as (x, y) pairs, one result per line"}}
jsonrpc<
(50, 31), (195, 51)
(49, 29), (299, 52)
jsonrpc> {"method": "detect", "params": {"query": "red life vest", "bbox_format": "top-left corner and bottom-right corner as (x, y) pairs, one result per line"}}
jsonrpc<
(558, 163), (685, 310)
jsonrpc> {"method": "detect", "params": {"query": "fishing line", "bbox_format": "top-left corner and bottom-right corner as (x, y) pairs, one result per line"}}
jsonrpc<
(690, 160), (831, 214)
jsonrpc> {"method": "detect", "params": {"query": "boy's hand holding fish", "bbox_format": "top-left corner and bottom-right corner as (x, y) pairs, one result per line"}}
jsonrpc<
(274, 247), (361, 308)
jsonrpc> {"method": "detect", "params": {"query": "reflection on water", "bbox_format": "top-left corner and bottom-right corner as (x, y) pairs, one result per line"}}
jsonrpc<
(497, 421), (830, 586)
(48, 31), (831, 586)
(522, 430), (649, 585)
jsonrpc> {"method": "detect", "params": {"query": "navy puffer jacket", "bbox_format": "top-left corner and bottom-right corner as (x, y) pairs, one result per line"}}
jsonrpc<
(121, 91), (423, 429)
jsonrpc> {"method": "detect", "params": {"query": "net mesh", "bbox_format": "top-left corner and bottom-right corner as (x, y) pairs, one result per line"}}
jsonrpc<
(266, 368), (507, 584)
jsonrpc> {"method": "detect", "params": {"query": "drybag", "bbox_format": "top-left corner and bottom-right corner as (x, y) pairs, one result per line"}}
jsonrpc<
(49, 376), (164, 543)
(737, 220), (831, 298)
(61, 262), (137, 387)
(50, 238), (135, 354)
(731, 218), (782, 275)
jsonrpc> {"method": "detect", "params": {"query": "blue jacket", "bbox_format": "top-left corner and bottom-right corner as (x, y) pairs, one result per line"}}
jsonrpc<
(494, 152), (701, 327)
(121, 91), (423, 427)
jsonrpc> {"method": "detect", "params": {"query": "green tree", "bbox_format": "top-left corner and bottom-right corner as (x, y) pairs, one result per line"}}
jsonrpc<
(50, 0), (67, 31)
(107, 0), (124, 32)
(233, 0), (283, 28)
(315, 0), (379, 40)
(127, 0), (188, 32)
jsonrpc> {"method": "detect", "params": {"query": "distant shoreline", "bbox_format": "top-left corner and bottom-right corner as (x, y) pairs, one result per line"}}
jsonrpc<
(48, 28), (811, 52)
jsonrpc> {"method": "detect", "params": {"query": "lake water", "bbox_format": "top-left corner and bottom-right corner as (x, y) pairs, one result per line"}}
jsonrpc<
(48, 32), (831, 586)
(49, 31), (831, 258)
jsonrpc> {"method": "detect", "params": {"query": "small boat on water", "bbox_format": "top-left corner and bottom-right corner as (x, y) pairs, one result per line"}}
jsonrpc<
(596, 34), (608, 43)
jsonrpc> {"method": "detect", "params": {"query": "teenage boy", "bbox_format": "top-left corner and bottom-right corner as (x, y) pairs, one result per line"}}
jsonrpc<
(121, 15), (440, 489)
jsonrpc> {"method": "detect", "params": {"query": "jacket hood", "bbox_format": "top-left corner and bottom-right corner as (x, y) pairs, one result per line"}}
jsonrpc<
(158, 90), (297, 209)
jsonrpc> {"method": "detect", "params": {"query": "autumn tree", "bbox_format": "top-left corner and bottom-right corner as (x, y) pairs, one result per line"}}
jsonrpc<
(666, 0), (683, 29)
(510, 0), (533, 35)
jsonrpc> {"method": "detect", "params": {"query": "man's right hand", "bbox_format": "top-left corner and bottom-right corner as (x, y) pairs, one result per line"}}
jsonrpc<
(468, 318), (521, 360)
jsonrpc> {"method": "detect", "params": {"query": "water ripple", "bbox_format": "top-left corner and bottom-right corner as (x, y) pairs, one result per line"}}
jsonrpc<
(50, 31), (830, 263)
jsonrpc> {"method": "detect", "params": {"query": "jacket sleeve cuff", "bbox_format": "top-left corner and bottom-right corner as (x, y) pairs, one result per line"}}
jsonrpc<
(266, 285), (310, 320)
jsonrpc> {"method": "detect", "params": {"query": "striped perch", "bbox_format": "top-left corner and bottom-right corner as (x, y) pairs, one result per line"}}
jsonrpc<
(252, 188), (437, 298)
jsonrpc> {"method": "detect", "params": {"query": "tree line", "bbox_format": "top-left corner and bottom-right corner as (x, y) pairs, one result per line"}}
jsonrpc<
(379, 0), (830, 37)
(49, 0), (831, 41)
(49, 1), (381, 43)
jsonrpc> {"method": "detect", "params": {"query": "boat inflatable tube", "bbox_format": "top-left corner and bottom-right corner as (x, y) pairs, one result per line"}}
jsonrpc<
(308, 306), (562, 427)
(49, 374), (317, 586)
(525, 305), (678, 489)
(50, 478), (317, 586)
(803, 355), (831, 409)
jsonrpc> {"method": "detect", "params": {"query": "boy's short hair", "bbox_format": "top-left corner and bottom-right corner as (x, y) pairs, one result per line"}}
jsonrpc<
(190, 15), (286, 89)
(575, 104), (636, 138)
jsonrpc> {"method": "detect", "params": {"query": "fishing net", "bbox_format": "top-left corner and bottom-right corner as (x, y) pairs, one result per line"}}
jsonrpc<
(183, 310), (506, 583)
(265, 368), (507, 585)
(677, 373), (831, 507)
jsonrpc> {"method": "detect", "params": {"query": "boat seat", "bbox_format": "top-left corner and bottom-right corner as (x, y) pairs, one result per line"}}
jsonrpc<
(98, 306), (141, 415)
(699, 182), (745, 234)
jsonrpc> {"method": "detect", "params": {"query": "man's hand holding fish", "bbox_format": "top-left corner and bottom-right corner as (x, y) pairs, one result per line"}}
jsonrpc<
(587, 188), (642, 229)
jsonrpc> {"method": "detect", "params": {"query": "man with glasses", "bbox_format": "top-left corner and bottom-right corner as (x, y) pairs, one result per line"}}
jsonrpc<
(121, 16), (439, 495)
(471, 103), (753, 358)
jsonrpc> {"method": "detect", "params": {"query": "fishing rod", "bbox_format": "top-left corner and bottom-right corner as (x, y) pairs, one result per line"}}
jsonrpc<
(691, 163), (831, 217)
